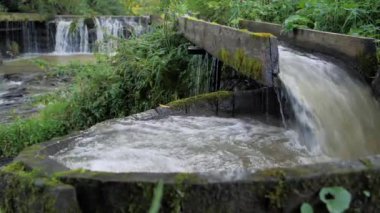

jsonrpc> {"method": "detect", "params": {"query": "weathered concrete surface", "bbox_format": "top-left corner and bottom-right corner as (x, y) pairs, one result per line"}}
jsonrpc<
(178, 17), (279, 86)
(373, 71), (380, 98)
(0, 170), (80, 213)
(55, 15), (151, 26)
(13, 92), (380, 212)
(239, 20), (379, 82)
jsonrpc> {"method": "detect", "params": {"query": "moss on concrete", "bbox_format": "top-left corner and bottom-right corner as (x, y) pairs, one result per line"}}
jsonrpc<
(0, 13), (46, 21)
(239, 29), (274, 38)
(167, 91), (232, 108)
(0, 162), (63, 213)
(360, 158), (374, 169)
(219, 48), (263, 80)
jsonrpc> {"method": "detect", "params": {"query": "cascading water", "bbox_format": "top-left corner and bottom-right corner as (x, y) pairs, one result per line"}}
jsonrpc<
(54, 18), (89, 54)
(279, 46), (380, 159)
(52, 17), (145, 54)
(187, 54), (213, 96)
(94, 17), (146, 54)
(94, 17), (124, 54)
(22, 22), (39, 53)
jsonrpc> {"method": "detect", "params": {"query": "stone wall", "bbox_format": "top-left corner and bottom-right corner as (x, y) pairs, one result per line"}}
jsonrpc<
(178, 17), (279, 87)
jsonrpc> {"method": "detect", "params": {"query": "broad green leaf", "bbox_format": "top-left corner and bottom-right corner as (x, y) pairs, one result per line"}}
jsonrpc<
(301, 203), (314, 213)
(319, 187), (352, 213)
(149, 180), (164, 213)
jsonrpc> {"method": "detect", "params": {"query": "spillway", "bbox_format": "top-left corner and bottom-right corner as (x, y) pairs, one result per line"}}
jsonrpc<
(279, 46), (380, 159)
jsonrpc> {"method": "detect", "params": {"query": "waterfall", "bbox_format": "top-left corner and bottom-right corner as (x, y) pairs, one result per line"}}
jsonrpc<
(94, 17), (124, 54)
(94, 17), (146, 54)
(279, 45), (380, 159)
(22, 22), (39, 54)
(186, 54), (214, 96)
(54, 18), (89, 54)
(0, 17), (146, 56)
(52, 17), (145, 54)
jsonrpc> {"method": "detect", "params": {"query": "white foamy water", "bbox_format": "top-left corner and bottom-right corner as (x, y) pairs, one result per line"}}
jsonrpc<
(279, 46), (380, 159)
(53, 116), (327, 173)
(54, 19), (89, 54)
(94, 17), (146, 54)
(7, 81), (23, 86)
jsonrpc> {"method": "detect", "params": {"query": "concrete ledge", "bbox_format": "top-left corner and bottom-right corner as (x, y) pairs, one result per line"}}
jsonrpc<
(0, 13), (46, 21)
(178, 17), (279, 86)
(55, 15), (151, 25)
(239, 20), (378, 81)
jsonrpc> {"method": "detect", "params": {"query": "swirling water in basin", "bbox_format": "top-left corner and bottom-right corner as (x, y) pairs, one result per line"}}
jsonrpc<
(52, 116), (327, 173)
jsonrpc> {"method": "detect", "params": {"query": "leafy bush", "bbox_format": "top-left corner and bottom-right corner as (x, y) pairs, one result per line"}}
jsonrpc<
(113, 25), (193, 114)
(185, 0), (380, 39)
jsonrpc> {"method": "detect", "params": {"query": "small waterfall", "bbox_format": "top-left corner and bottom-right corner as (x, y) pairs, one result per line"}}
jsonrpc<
(52, 17), (145, 54)
(279, 45), (380, 159)
(187, 54), (214, 96)
(0, 17), (146, 56)
(94, 17), (124, 54)
(54, 18), (89, 54)
(22, 22), (38, 53)
(94, 17), (146, 54)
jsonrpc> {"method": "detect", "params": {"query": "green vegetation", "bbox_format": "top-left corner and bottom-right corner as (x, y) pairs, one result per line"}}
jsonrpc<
(0, 0), (379, 212)
(184, 0), (380, 40)
(0, 25), (207, 157)
(0, 162), (75, 213)
(148, 180), (164, 213)
(301, 186), (353, 213)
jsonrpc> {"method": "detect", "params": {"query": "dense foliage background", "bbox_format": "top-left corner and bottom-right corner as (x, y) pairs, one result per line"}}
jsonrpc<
(183, 0), (380, 39)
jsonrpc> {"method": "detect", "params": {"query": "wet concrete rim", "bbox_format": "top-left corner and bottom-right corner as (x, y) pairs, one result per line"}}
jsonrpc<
(14, 106), (380, 185)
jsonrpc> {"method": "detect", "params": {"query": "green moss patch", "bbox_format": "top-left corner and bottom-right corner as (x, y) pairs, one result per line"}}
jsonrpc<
(167, 91), (232, 108)
(0, 13), (46, 21)
(219, 48), (263, 81)
(0, 162), (64, 212)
